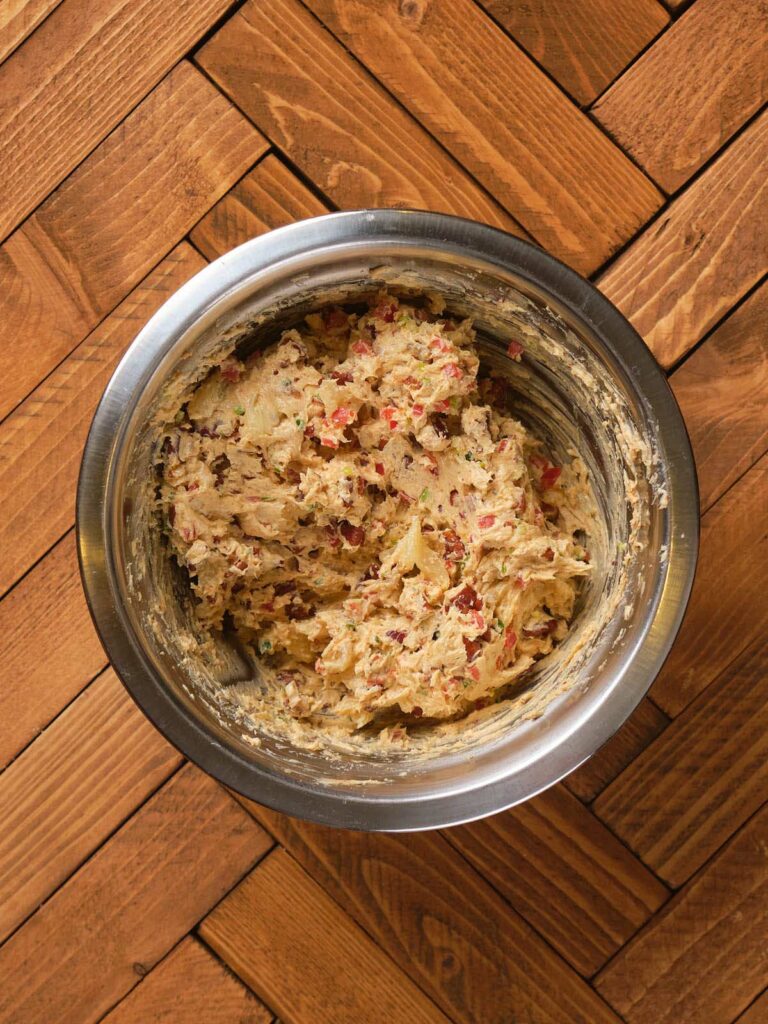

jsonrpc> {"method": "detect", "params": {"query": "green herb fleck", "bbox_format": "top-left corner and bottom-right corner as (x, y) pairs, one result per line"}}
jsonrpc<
(450, 396), (461, 411)
(501, 562), (508, 575)
(465, 452), (473, 461)
(258, 639), (272, 654)
(419, 487), (430, 502)
(494, 619), (504, 633)
(233, 405), (245, 416)
(346, 622), (357, 631)
(295, 417), (304, 427)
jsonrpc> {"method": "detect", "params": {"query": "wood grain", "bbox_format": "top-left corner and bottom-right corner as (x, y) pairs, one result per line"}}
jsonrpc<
(201, 847), (453, 1024)
(191, 154), (330, 261)
(0, 532), (105, 770)
(736, 991), (768, 1024)
(598, 111), (768, 368)
(671, 281), (768, 512)
(0, 0), (241, 240)
(0, 0), (63, 64)
(102, 937), (272, 1024)
(0, 765), (271, 1024)
(479, 0), (668, 105)
(0, 62), (265, 422)
(445, 784), (668, 975)
(196, 1), (531, 241)
(0, 668), (182, 943)
(594, 0), (768, 192)
(299, 0), (662, 273)
(594, 640), (768, 887)
(596, 806), (768, 1024)
(0, 243), (205, 596)
(564, 697), (669, 802)
(651, 452), (768, 716)
(240, 797), (622, 1022)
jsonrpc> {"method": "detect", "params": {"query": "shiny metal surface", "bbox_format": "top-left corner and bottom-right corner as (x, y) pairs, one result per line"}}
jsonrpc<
(77, 210), (698, 831)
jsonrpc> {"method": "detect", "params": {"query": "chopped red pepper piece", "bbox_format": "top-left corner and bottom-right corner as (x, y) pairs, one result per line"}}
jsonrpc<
(351, 339), (373, 355)
(411, 403), (425, 417)
(322, 306), (348, 329)
(442, 363), (463, 378)
(507, 340), (524, 359)
(340, 521), (365, 546)
(375, 462), (385, 475)
(540, 466), (562, 489)
(452, 585), (483, 612)
(331, 405), (356, 426)
(381, 406), (398, 429)
(477, 514), (495, 529)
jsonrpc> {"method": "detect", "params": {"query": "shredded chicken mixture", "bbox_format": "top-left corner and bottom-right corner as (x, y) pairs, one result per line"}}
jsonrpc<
(159, 292), (593, 742)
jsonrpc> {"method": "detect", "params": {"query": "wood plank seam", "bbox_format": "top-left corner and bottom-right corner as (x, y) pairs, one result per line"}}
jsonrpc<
(191, 7), (527, 243)
(190, 930), (280, 1022)
(0, 0), (65, 66)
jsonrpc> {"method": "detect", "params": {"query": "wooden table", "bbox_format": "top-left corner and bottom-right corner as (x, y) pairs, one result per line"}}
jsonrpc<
(0, 0), (765, 1021)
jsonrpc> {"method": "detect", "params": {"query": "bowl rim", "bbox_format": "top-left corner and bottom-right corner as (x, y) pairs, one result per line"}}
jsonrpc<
(77, 208), (699, 831)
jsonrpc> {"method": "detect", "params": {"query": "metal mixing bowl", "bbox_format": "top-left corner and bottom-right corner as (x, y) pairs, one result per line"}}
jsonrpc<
(77, 210), (698, 830)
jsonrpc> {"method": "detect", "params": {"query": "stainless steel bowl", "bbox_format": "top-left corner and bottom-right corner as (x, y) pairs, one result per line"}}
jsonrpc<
(77, 210), (698, 831)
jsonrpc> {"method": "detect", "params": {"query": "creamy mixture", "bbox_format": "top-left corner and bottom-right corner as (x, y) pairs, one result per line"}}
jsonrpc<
(159, 293), (594, 743)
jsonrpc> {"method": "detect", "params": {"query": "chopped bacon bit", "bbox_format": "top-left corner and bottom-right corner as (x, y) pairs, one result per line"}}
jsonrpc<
(442, 362), (463, 378)
(219, 358), (242, 383)
(324, 525), (341, 549)
(453, 585), (482, 612)
(411, 706), (423, 717)
(285, 467), (301, 484)
(375, 462), (385, 475)
(320, 436), (340, 448)
(351, 339), (373, 355)
(372, 300), (397, 322)
(541, 501), (558, 519)
(287, 601), (314, 621)
(449, 489), (459, 506)
(540, 466), (562, 489)
(260, 601), (275, 612)
(362, 562), (380, 581)
(443, 529), (465, 561)
(429, 337), (451, 353)
(322, 306), (348, 329)
(544, 547), (555, 562)
(507, 340), (524, 359)
(514, 575), (526, 590)
(340, 521), (365, 546)
(386, 630), (406, 643)
(434, 399), (451, 413)
(357, 476), (366, 495)
(470, 611), (485, 631)
(478, 514), (496, 529)
(468, 665), (480, 681)
(330, 370), (353, 385)
(381, 406), (398, 429)
(331, 405), (356, 426)
(523, 619), (559, 639)
(504, 627), (518, 650)
(185, 481), (199, 492)
(411, 403), (425, 417)
(304, 423), (316, 438)
(431, 414), (449, 438)
(463, 637), (483, 662)
(378, 437), (387, 450)
(274, 581), (296, 596)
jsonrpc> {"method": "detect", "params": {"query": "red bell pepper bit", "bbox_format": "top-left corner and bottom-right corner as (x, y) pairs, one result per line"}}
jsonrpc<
(442, 362), (463, 379)
(504, 627), (518, 650)
(322, 306), (349, 329)
(523, 619), (558, 639)
(330, 370), (353, 385)
(381, 406), (398, 430)
(496, 439), (509, 453)
(340, 521), (365, 546)
(543, 547), (555, 562)
(429, 337), (451, 353)
(351, 339), (373, 356)
(452, 585), (483, 612)
(433, 399), (451, 413)
(372, 300), (397, 322)
(468, 665), (480, 681)
(507, 340), (524, 360)
(375, 462), (385, 475)
(219, 357), (243, 383)
(477, 514), (496, 529)
(463, 637), (483, 662)
(324, 525), (341, 549)
(320, 436), (340, 449)
(443, 529), (465, 561)
(411, 403), (425, 417)
(331, 405), (356, 426)
(540, 466), (562, 489)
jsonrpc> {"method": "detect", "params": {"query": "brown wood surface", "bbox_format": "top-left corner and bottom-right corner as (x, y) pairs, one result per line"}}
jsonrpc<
(598, 110), (768, 368)
(651, 452), (768, 716)
(0, 4), (766, 1022)
(239, 797), (622, 1022)
(298, 0), (662, 273)
(0, 244), (204, 596)
(594, 0), (768, 192)
(0, 668), (181, 943)
(101, 937), (272, 1024)
(595, 805), (768, 1024)
(479, 0), (669, 105)
(0, 765), (271, 1024)
(595, 639), (768, 886)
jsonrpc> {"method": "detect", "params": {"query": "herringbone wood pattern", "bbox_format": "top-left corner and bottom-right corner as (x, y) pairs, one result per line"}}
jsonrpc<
(0, 1), (765, 1021)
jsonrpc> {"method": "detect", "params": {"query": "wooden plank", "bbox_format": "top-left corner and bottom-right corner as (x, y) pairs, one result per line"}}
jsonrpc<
(735, 991), (768, 1024)
(0, 61), (265, 421)
(651, 452), (767, 716)
(297, 0), (662, 274)
(0, 764), (271, 1024)
(564, 697), (669, 802)
(0, 0), (63, 64)
(598, 111), (768, 368)
(0, 243), (205, 597)
(239, 798), (622, 1023)
(191, 154), (329, 261)
(595, 806), (768, 1024)
(0, 532), (105, 770)
(594, 640), (768, 887)
(195, 1), (532, 244)
(594, 0), (768, 192)
(0, 668), (182, 943)
(0, 0), (242, 240)
(102, 937), (272, 1024)
(671, 281), (768, 512)
(445, 785), (668, 976)
(479, 0), (668, 106)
